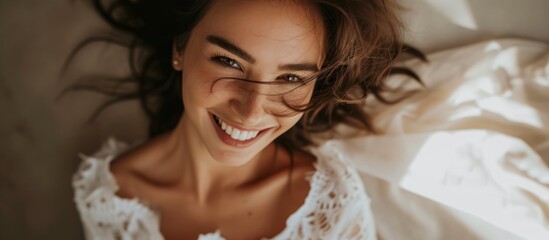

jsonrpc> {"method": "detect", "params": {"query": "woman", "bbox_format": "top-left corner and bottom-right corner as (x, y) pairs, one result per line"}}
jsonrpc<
(71, 0), (420, 239)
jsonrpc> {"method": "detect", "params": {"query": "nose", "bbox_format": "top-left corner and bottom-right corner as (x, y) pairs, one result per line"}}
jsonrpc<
(229, 83), (270, 126)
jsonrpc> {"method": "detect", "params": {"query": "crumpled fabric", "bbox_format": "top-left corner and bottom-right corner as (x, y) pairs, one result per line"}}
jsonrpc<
(331, 38), (549, 240)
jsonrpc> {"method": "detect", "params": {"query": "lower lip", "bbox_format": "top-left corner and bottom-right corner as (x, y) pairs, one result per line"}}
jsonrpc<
(209, 113), (266, 148)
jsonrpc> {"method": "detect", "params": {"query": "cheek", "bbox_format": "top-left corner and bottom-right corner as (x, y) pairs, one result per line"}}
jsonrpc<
(181, 66), (221, 108)
(181, 61), (247, 108)
(275, 82), (316, 110)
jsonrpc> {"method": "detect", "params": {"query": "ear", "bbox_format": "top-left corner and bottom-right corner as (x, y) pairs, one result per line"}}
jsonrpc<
(172, 41), (184, 71)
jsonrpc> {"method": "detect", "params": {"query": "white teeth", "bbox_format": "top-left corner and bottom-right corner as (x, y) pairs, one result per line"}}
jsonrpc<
(214, 115), (261, 141)
(231, 129), (240, 139)
(238, 132), (248, 141)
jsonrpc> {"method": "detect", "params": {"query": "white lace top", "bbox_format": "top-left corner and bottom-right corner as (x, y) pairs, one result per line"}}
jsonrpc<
(72, 138), (376, 240)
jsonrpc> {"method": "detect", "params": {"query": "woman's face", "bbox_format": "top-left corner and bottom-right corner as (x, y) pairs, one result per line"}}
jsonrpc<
(173, 0), (324, 165)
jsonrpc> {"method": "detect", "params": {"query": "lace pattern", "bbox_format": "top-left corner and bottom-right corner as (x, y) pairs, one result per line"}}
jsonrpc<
(73, 139), (163, 240)
(72, 138), (375, 240)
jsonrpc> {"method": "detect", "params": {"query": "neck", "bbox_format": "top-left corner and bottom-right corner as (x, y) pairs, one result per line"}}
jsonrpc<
(169, 115), (277, 205)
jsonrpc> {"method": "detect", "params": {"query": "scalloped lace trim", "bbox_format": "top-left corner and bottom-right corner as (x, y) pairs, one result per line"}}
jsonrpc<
(72, 138), (375, 240)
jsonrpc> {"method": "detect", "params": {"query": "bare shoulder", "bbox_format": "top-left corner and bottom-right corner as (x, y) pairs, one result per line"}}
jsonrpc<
(110, 133), (182, 198)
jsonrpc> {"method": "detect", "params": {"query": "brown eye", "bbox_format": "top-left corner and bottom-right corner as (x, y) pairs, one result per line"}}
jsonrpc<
(213, 55), (242, 70)
(278, 74), (303, 82)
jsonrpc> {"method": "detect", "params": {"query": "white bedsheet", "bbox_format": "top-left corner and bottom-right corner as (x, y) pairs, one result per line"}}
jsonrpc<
(329, 39), (549, 239)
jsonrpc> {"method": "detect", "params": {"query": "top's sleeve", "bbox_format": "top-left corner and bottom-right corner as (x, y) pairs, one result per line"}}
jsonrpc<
(278, 141), (377, 240)
(311, 141), (377, 240)
(72, 138), (164, 240)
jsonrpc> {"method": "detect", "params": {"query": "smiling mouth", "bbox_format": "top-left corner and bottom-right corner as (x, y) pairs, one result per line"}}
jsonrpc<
(212, 114), (265, 141)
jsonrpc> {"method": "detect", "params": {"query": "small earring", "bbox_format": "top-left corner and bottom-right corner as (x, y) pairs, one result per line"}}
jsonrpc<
(173, 60), (179, 66)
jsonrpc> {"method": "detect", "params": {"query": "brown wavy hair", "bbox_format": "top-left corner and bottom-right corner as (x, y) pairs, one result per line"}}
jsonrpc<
(64, 0), (424, 149)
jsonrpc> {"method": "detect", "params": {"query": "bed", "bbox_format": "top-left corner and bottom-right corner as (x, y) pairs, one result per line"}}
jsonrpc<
(331, 38), (549, 239)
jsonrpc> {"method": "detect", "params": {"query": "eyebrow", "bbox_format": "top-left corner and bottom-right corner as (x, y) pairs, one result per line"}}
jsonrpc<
(207, 35), (256, 64)
(279, 63), (319, 72)
(206, 34), (319, 72)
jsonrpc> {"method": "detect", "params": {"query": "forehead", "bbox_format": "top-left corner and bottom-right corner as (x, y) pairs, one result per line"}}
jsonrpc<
(192, 0), (324, 64)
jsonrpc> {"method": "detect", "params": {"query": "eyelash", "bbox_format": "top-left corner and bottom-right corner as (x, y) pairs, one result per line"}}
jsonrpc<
(277, 74), (304, 83)
(210, 53), (305, 82)
(211, 53), (242, 70)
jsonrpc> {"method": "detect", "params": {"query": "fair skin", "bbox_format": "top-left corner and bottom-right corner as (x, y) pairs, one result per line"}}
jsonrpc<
(111, 0), (324, 239)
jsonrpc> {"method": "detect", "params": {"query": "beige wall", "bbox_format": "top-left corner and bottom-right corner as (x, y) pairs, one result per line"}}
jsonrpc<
(1, 0), (548, 239)
(400, 0), (549, 52)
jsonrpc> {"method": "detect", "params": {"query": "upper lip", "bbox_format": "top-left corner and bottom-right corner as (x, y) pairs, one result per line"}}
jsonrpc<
(212, 113), (271, 132)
